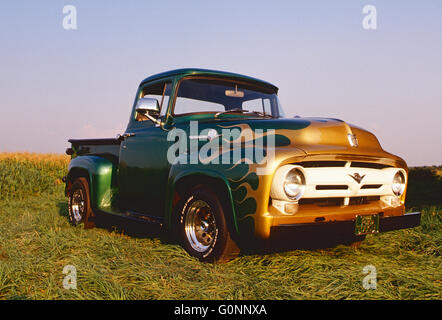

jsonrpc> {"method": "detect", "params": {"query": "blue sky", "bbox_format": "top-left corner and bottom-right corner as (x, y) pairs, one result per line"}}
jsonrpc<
(0, 0), (441, 166)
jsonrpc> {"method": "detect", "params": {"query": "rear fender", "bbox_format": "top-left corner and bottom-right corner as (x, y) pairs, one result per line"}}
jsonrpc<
(66, 156), (118, 210)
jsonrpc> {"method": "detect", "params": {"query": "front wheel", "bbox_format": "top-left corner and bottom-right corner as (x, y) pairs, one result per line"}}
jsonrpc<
(344, 234), (366, 248)
(176, 187), (239, 262)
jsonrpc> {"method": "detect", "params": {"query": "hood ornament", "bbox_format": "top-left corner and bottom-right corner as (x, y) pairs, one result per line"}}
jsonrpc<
(347, 133), (358, 147)
(349, 173), (365, 184)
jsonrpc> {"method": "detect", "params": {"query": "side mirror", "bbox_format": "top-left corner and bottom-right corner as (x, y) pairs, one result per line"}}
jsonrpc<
(136, 98), (160, 116)
(135, 98), (161, 124)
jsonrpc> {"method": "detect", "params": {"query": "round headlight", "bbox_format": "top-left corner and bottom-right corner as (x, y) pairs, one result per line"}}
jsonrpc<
(284, 168), (306, 200)
(392, 171), (406, 197)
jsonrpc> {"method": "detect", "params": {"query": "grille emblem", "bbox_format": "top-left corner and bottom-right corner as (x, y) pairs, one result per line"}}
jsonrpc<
(347, 133), (359, 147)
(349, 173), (365, 184)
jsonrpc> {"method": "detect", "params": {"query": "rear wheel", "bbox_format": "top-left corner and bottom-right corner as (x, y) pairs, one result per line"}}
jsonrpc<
(68, 177), (95, 229)
(176, 187), (239, 262)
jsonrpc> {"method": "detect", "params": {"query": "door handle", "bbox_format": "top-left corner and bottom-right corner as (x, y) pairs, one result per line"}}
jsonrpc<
(117, 133), (136, 141)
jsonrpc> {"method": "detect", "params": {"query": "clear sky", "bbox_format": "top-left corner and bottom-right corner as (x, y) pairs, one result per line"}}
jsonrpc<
(0, 0), (441, 166)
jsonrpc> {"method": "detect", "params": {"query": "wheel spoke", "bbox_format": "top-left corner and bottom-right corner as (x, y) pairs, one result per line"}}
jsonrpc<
(185, 200), (217, 252)
(71, 189), (84, 223)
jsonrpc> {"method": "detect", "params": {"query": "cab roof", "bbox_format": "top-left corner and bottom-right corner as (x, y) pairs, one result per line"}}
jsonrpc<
(139, 68), (278, 93)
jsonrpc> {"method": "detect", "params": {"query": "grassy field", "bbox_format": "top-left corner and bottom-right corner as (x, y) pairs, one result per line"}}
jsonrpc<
(0, 153), (440, 300)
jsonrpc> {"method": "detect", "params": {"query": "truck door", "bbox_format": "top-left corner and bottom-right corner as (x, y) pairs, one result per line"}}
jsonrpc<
(118, 81), (172, 217)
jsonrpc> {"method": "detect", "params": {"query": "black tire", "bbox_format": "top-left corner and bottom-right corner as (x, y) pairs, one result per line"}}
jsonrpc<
(344, 234), (366, 248)
(68, 177), (96, 229)
(176, 186), (239, 262)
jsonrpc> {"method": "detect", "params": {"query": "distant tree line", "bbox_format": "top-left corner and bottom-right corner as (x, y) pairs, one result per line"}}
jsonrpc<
(406, 166), (442, 208)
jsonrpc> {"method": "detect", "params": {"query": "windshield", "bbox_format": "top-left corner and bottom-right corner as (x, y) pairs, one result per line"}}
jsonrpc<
(173, 78), (286, 118)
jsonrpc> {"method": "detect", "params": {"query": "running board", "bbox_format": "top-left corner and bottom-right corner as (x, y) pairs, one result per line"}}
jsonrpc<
(96, 208), (164, 227)
(124, 211), (164, 226)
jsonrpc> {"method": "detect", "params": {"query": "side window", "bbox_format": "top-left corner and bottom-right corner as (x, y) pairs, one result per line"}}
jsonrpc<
(242, 98), (272, 114)
(136, 82), (172, 121)
(159, 83), (172, 116)
(262, 98), (272, 114)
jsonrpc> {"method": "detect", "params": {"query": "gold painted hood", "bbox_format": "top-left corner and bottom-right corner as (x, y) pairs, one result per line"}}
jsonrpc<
(215, 116), (406, 167)
(276, 117), (406, 167)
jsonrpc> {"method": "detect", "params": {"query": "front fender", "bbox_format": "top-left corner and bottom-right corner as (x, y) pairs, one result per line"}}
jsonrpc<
(165, 165), (239, 233)
(165, 146), (308, 239)
(66, 156), (117, 210)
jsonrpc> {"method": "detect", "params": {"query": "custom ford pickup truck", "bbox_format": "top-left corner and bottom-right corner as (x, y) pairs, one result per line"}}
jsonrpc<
(64, 68), (421, 261)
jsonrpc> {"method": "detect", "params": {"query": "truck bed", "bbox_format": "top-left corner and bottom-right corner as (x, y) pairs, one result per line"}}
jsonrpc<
(68, 138), (121, 162)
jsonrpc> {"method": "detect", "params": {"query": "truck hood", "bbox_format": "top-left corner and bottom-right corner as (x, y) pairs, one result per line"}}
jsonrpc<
(211, 116), (403, 162)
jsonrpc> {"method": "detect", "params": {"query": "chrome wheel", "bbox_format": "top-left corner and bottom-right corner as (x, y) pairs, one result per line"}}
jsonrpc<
(184, 200), (217, 252)
(70, 188), (85, 223)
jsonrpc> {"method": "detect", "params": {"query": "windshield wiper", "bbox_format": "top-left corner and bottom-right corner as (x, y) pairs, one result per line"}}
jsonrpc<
(215, 108), (273, 119)
(214, 108), (249, 118)
(248, 110), (273, 118)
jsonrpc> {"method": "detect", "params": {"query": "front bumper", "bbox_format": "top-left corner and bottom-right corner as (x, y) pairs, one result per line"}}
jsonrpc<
(269, 212), (421, 242)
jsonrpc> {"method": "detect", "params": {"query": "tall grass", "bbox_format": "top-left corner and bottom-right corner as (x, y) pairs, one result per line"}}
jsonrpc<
(0, 153), (68, 201)
(0, 153), (440, 300)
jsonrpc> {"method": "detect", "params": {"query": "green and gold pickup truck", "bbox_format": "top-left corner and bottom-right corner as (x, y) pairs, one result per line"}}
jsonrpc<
(64, 68), (421, 261)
